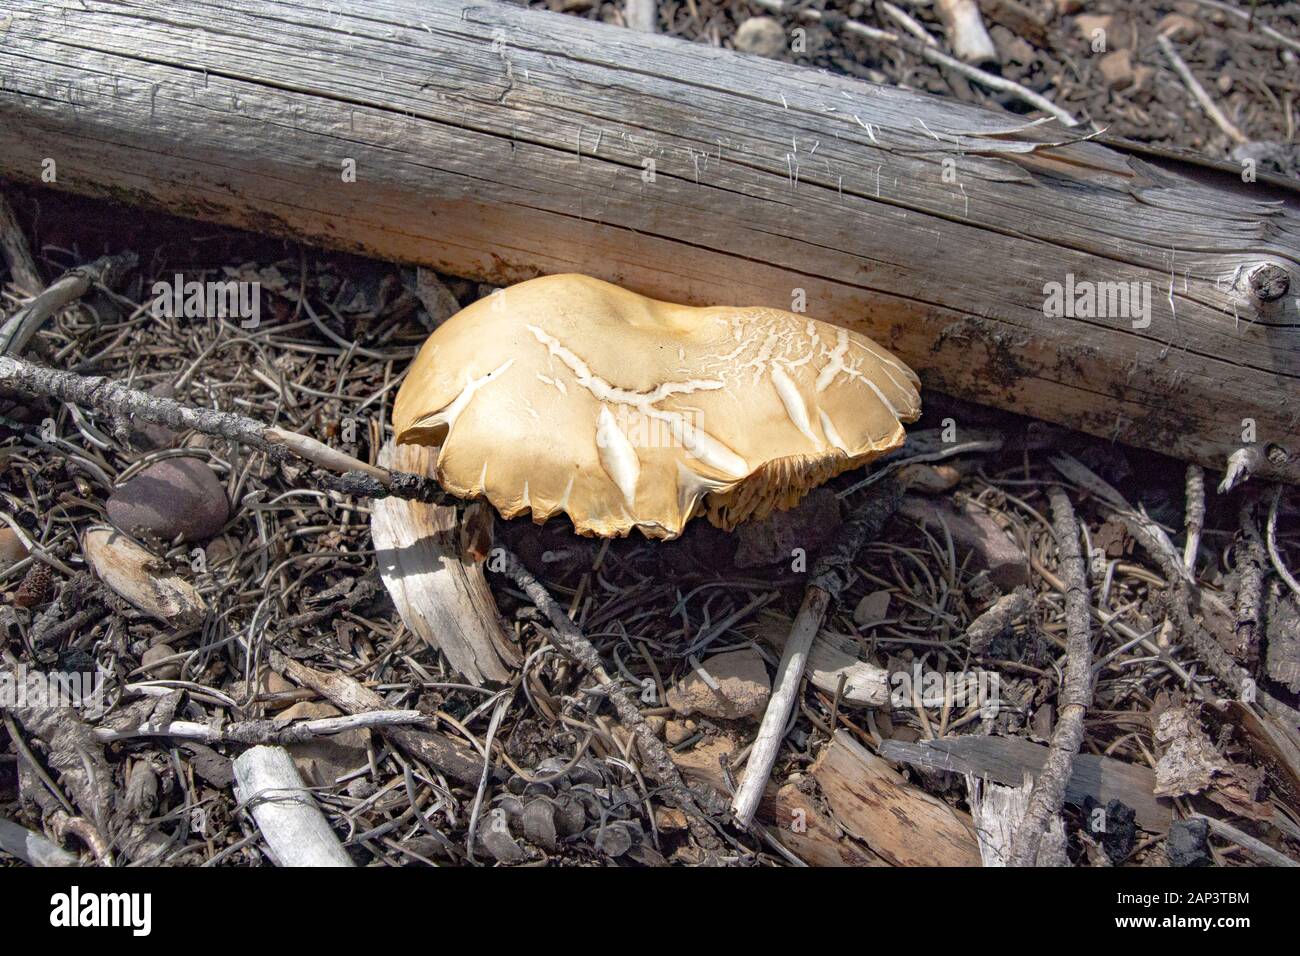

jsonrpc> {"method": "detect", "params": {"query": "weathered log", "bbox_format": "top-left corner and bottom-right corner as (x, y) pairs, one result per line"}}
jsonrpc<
(0, 0), (1296, 480)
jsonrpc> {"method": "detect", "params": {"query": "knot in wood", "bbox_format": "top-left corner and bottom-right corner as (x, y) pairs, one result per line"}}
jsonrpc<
(1248, 263), (1290, 302)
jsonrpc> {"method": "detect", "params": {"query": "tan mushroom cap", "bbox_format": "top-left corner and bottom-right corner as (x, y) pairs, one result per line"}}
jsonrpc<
(393, 274), (920, 539)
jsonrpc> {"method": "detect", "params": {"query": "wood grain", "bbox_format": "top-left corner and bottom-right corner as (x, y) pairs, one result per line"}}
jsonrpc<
(812, 729), (983, 866)
(0, 0), (1296, 479)
(770, 782), (889, 867)
(880, 734), (1172, 832)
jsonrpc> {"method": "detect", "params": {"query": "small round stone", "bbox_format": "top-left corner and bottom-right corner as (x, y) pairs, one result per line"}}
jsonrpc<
(107, 457), (230, 543)
(734, 17), (788, 60)
(141, 643), (181, 680)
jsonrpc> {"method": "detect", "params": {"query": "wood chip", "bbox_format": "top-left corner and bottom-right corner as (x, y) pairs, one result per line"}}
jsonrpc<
(770, 782), (888, 867)
(811, 730), (982, 866)
(82, 526), (205, 626)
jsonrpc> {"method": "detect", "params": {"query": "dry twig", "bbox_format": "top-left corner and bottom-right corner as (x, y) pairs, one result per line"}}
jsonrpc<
(1009, 486), (1092, 866)
(0, 353), (445, 501)
(490, 547), (726, 854)
(731, 477), (902, 828)
(0, 252), (136, 356)
(1183, 464), (1205, 575)
(1236, 499), (1267, 666)
(1157, 34), (1248, 146)
(1193, 814), (1300, 868)
(271, 653), (488, 786)
(95, 709), (426, 745)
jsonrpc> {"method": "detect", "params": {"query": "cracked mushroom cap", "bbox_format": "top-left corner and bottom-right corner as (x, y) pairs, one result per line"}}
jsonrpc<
(393, 274), (920, 539)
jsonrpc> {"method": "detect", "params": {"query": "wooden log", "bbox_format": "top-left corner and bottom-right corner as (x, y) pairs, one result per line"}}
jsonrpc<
(0, 0), (1296, 481)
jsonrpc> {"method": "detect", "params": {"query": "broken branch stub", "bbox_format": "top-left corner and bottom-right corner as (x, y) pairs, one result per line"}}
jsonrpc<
(371, 441), (516, 685)
(232, 745), (353, 867)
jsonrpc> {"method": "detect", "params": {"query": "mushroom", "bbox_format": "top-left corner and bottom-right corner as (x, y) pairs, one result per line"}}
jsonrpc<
(393, 274), (920, 539)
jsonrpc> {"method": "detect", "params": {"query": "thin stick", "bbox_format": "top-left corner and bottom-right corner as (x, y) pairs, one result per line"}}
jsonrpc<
(853, 20), (1075, 125)
(1193, 814), (1300, 867)
(0, 354), (445, 502)
(1267, 486), (1300, 599)
(877, 1), (938, 47)
(1183, 464), (1205, 574)
(94, 709), (426, 744)
(270, 652), (488, 786)
(1235, 499), (1266, 665)
(731, 477), (902, 828)
(491, 548), (724, 853)
(1181, 0), (1300, 55)
(1009, 486), (1092, 865)
(1157, 35), (1248, 145)
(734, 588), (828, 829)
